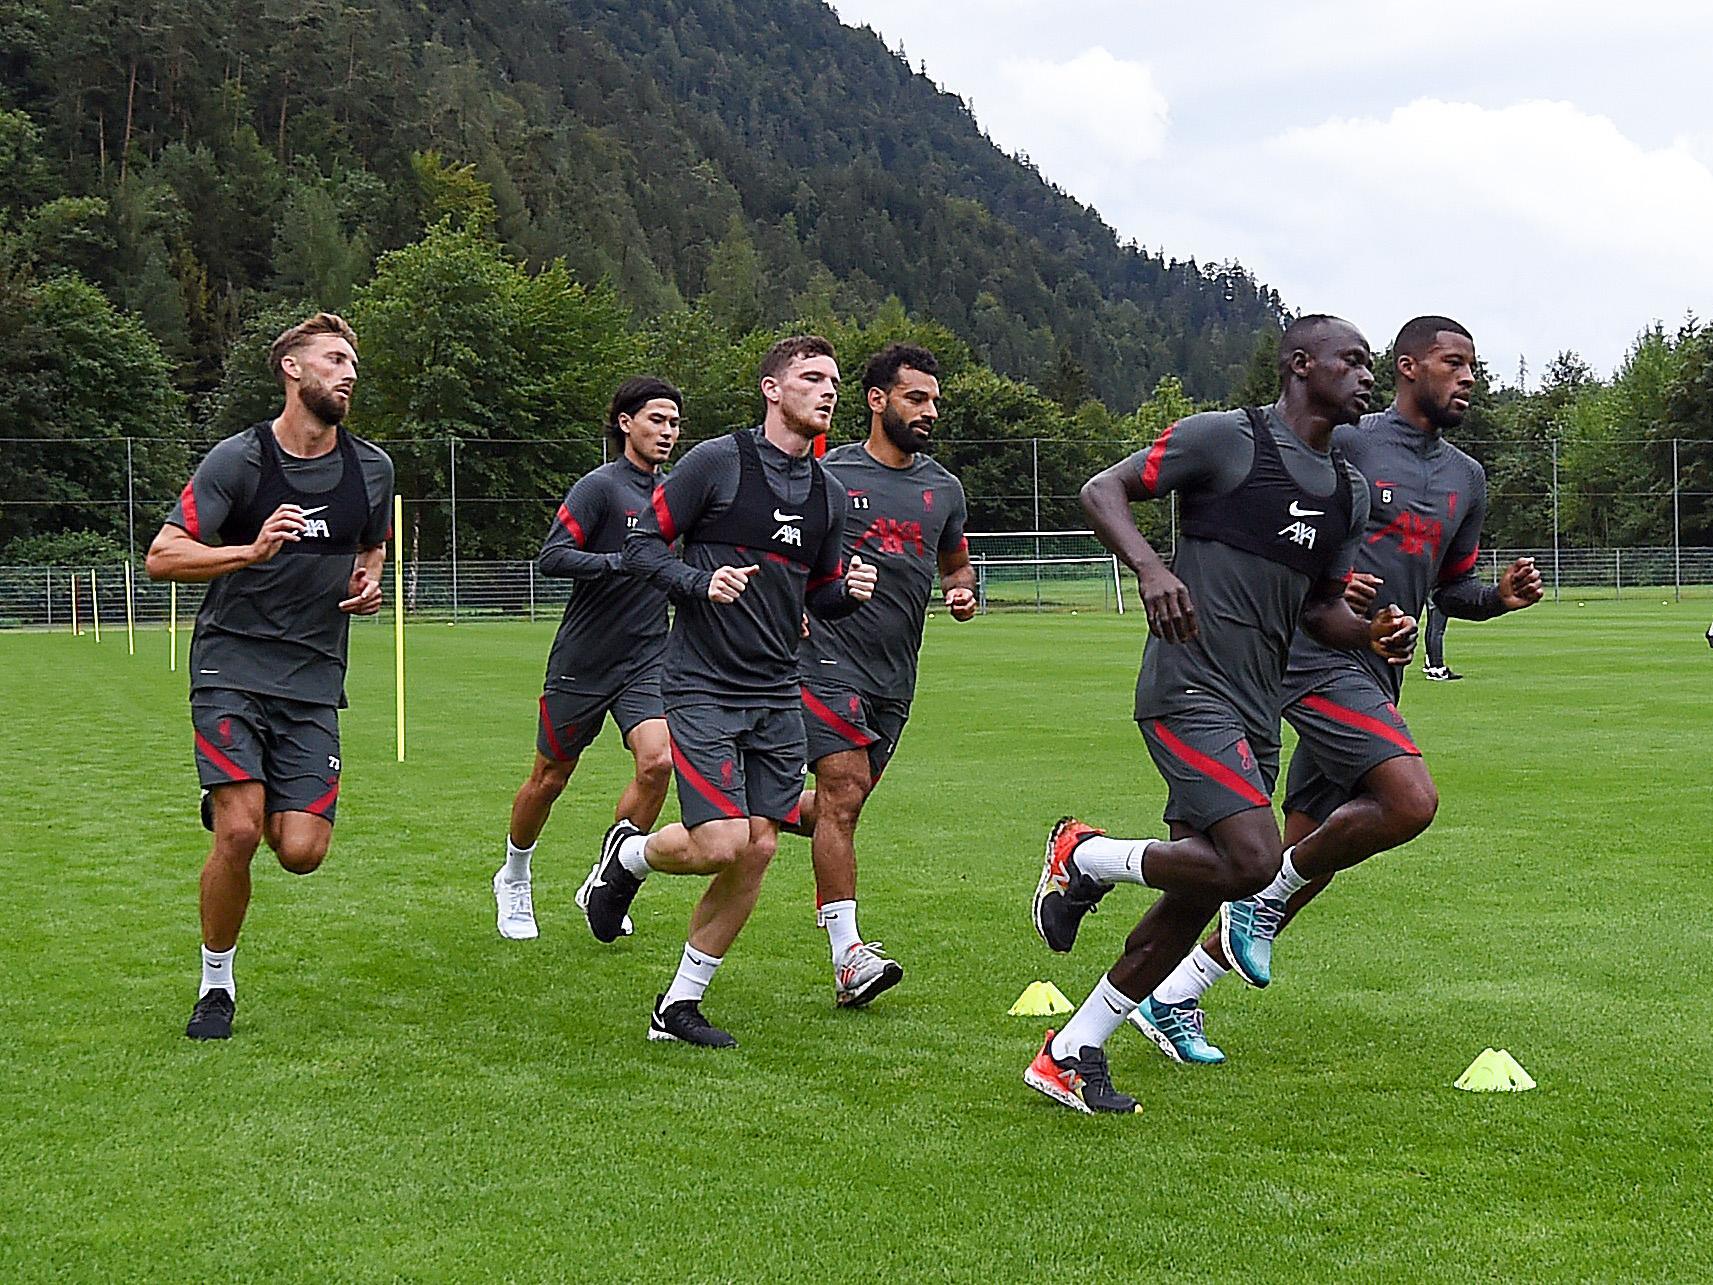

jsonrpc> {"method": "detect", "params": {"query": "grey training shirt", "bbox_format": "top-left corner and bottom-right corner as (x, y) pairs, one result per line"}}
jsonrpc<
(167, 425), (394, 708)
(1284, 404), (1499, 703)
(623, 428), (856, 709)
(801, 442), (968, 701)
(1125, 407), (1369, 753)
(538, 457), (669, 695)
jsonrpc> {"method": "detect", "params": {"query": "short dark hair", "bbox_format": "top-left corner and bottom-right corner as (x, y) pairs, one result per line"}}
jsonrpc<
(862, 343), (939, 397)
(1276, 313), (1351, 386)
(1394, 315), (1473, 360)
(606, 376), (682, 447)
(270, 312), (357, 384)
(758, 334), (836, 383)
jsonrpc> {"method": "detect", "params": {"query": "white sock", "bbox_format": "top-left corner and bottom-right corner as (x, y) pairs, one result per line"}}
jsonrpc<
(1050, 973), (1139, 1060)
(200, 945), (235, 998)
(1257, 845), (1309, 903)
(1153, 945), (1228, 1006)
(1073, 835), (1154, 887)
(662, 942), (722, 1007)
(502, 837), (534, 883)
(618, 833), (652, 880)
(817, 899), (862, 963)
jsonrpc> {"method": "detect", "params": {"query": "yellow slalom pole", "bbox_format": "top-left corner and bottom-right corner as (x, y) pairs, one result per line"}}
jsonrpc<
(90, 568), (101, 643)
(125, 562), (135, 656)
(393, 494), (406, 762)
(71, 572), (80, 636)
(169, 582), (178, 671)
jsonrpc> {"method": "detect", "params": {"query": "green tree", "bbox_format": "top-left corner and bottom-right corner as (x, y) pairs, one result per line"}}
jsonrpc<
(410, 151), (498, 237)
(272, 179), (370, 310)
(0, 273), (187, 556)
(1662, 324), (1713, 545)
(351, 221), (639, 557)
(1232, 327), (1281, 408)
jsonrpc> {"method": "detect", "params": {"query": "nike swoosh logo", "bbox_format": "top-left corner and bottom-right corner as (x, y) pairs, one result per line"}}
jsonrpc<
(1103, 997), (1126, 1015)
(819, 659), (838, 665)
(773, 509), (804, 522)
(1288, 501), (1324, 517)
(298, 505), (329, 517)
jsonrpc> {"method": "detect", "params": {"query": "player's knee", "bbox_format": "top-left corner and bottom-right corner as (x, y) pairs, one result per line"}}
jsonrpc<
(636, 751), (672, 791)
(1223, 839), (1281, 899)
(745, 831), (779, 866)
(277, 836), (329, 875)
(1384, 775), (1439, 841)
(690, 831), (746, 871)
(215, 816), (264, 857)
(530, 761), (574, 799)
(820, 777), (869, 823)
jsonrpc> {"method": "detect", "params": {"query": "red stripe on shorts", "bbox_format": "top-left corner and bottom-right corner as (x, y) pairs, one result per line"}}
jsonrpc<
(1298, 693), (1420, 755)
(305, 779), (340, 816)
(800, 684), (876, 747)
(194, 731), (251, 782)
(670, 742), (744, 818)
(538, 696), (573, 762)
(1149, 720), (1269, 808)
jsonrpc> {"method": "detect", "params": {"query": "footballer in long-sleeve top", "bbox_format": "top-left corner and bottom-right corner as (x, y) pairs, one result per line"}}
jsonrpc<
(530, 454), (672, 764)
(1280, 402), (1512, 822)
(624, 427), (857, 710)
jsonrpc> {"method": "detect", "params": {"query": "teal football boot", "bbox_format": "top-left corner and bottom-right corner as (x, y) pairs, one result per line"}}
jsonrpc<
(1129, 995), (1226, 1065)
(1220, 892), (1286, 988)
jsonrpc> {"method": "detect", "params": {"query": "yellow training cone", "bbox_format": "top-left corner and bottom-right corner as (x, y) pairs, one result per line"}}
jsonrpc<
(1455, 1047), (1536, 1092)
(1493, 1049), (1536, 1090)
(1008, 981), (1075, 1017)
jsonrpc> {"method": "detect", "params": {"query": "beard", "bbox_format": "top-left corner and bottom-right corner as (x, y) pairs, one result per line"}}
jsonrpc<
(882, 404), (930, 455)
(1424, 393), (1467, 430)
(778, 399), (827, 439)
(301, 380), (349, 427)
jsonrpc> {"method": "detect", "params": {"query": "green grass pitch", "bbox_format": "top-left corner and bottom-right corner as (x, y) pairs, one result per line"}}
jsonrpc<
(3, 601), (1710, 1280)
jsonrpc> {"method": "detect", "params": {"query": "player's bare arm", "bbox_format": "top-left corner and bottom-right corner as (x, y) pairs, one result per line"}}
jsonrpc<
(1079, 462), (1196, 644)
(145, 504), (308, 583)
(939, 547), (977, 621)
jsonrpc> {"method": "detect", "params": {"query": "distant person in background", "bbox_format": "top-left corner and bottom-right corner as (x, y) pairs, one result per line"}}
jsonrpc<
(783, 343), (976, 1009)
(1421, 600), (1460, 680)
(493, 378), (682, 942)
(1137, 315), (1543, 1068)
(146, 312), (394, 1041)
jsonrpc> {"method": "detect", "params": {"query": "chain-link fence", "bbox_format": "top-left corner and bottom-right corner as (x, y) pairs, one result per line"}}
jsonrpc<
(8, 432), (1713, 564)
(7, 538), (1713, 632)
(5, 432), (1713, 626)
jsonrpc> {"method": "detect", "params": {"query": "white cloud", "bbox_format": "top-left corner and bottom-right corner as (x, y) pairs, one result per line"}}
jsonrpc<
(830, 2), (1713, 373)
(981, 48), (1169, 175)
(1127, 99), (1713, 375)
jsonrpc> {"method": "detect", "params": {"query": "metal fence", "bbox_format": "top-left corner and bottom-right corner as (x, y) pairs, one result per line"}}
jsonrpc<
(6, 433), (1713, 566)
(6, 539), (1712, 632)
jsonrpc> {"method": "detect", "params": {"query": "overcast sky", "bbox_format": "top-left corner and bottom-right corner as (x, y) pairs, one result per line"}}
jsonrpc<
(831, 0), (1713, 386)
